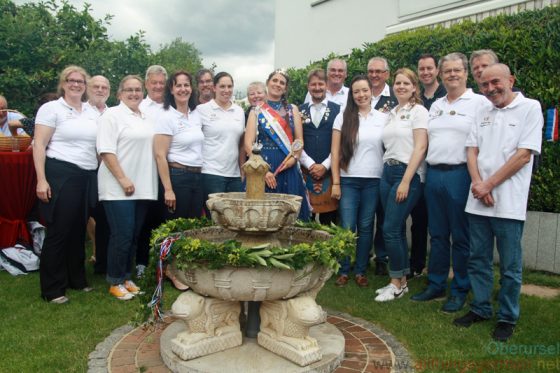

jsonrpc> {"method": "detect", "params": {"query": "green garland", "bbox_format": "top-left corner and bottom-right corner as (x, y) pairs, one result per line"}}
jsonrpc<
(150, 218), (355, 272)
(136, 218), (355, 324)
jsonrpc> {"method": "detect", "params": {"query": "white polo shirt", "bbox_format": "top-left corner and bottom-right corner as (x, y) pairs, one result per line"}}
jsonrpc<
(155, 107), (203, 167)
(97, 102), (157, 201)
(465, 93), (543, 221)
(382, 103), (429, 182)
(197, 99), (245, 177)
(139, 96), (164, 123)
(304, 86), (349, 110)
(35, 97), (99, 170)
(333, 109), (387, 178)
(426, 89), (491, 165)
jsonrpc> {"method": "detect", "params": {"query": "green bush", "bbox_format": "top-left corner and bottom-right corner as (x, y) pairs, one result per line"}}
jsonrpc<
(287, 6), (560, 213)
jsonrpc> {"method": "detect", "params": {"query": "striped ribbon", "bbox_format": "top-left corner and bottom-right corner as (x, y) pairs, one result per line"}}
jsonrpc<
(148, 236), (178, 321)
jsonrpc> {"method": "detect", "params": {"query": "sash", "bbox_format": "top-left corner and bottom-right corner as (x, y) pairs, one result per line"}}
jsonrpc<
(257, 103), (293, 156)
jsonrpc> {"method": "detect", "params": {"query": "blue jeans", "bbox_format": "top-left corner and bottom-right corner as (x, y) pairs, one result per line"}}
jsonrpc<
(380, 163), (422, 278)
(468, 214), (524, 324)
(161, 168), (203, 220)
(424, 165), (471, 297)
(338, 177), (380, 276)
(104, 200), (149, 285)
(202, 173), (242, 217)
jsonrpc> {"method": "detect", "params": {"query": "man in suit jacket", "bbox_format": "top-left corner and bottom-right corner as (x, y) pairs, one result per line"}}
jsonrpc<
(368, 57), (397, 112)
(299, 69), (341, 225)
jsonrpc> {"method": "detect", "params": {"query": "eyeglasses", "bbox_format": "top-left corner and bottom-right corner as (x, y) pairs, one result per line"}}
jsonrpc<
(122, 88), (143, 93)
(368, 69), (387, 75)
(92, 84), (109, 91)
(199, 79), (213, 85)
(66, 78), (86, 85)
(442, 68), (465, 75)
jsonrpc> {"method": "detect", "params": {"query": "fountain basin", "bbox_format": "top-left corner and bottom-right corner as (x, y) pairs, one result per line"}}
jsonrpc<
(170, 226), (334, 301)
(206, 192), (302, 233)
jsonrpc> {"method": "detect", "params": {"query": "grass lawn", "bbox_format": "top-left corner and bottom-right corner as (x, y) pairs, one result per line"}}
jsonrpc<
(0, 258), (558, 372)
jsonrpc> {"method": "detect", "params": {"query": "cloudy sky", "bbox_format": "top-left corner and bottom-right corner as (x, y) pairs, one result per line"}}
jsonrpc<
(13, 0), (276, 97)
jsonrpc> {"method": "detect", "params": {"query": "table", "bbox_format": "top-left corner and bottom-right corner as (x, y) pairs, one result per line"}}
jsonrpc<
(0, 151), (37, 247)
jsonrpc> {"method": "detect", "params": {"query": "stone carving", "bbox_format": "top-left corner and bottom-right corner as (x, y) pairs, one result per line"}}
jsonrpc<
(257, 296), (326, 366)
(170, 292), (242, 360)
(162, 146), (337, 369)
(206, 192), (302, 233)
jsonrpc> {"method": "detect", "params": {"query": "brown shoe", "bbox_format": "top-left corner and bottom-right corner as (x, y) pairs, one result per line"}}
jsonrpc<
(335, 275), (349, 287)
(355, 274), (369, 287)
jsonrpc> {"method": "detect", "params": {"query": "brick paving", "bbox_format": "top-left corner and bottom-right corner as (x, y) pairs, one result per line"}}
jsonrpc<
(91, 311), (413, 373)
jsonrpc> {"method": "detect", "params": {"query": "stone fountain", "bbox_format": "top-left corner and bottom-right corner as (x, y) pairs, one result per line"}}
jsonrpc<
(160, 146), (345, 372)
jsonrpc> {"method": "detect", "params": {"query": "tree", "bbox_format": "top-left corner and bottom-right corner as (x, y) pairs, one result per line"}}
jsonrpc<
(0, 0), (202, 114)
(151, 37), (203, 75)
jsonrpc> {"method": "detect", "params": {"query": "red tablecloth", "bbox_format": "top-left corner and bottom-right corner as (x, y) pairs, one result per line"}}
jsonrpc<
(0, 151), (37, 247)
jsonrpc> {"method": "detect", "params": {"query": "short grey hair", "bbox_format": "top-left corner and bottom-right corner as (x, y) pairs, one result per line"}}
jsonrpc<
(438, 52), (469, 71)
(469, 49), (499, 69)
(246, 81), (266, 95)
(145, 65), (168, 81)
(327, 58), (347, 71)
(367, 57), (390, 72)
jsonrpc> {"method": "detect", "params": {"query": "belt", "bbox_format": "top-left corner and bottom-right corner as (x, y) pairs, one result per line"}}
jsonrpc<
(168, 162), (202, 173)
(428, 163), (466, 171)
(385, 159), (407, 167)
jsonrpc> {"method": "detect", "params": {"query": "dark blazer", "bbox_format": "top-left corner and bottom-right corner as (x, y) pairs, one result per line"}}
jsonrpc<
(373, 85), (398, 111)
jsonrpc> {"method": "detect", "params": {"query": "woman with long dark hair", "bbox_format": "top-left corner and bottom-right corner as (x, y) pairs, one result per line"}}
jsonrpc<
(244, 69), (310, 220)
(331, 75), (386, 287)
(154, 71), (203, 220)
(375, 68), (428, 302)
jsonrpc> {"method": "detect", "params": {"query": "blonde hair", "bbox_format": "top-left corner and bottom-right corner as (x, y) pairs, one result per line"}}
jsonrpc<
(394, 68), (422, 106)
(57, 65), (90, 101)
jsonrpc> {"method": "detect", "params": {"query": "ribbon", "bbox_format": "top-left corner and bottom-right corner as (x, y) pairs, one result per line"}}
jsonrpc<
(148, 236), (178, 321)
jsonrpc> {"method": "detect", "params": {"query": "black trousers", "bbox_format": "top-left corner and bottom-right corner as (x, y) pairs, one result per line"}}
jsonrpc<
(136, 200), (162, 267)
(92, 203), (110, 274)
(409, 194), (428, 272)
(40, 174), (89, 300)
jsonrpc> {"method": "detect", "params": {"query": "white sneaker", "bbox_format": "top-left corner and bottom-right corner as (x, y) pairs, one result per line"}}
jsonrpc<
(375, 283), (406, 302)
(136, 264), (146, 278)
(375, 282), (409, 294)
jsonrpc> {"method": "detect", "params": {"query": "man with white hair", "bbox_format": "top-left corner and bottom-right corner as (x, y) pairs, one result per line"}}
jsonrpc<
(136, 65), (167, 277)
(304, 58), (349, 110)
(139, 65), (167, 120)
(86, 75), (111, 114)
(367, 56), (397, 276)
(453, 63), (543, 342)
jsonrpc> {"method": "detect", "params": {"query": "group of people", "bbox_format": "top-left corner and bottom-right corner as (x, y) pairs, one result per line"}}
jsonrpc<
(303, 50), (542, 343)
(25, 63), (313, 306)
(12, 47), (542, 343)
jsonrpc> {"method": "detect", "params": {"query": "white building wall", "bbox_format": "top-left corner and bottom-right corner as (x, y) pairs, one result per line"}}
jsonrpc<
(275, 0), (559, 68)
(274, 0), (399, 68)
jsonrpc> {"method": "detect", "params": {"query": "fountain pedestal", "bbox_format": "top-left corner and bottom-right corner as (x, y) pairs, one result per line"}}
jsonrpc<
(163, 148), (343, 370)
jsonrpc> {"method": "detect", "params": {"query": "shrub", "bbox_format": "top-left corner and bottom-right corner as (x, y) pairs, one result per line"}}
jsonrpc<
(287, 6), (560, 212)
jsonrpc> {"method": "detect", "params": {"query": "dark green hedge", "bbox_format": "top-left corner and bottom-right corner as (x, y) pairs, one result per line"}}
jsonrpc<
(287, 6), (560, 213)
